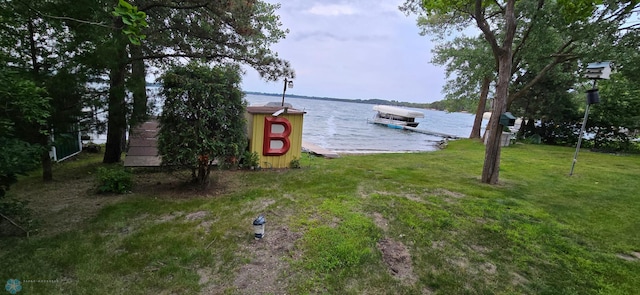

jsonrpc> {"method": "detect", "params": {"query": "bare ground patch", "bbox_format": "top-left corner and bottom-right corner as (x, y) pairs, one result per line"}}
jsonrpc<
(198, 224), (302, 294)
(12, 176), (126, 237)
(617, 252), (640, 262)
(377, 238), (417, 285)
(433, 188), (467, 204)
(185, 210), (208, 221)
(240, 199), (276, 216)
(433, 188), (466, 199)
(157, 212), (183, 222)
(371, 212), (389, 232)
(132, 169), (245, 199)
(511, 272), (530, 286)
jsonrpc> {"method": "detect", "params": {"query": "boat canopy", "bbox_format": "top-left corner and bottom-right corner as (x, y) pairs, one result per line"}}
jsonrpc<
(373, 105), (425, 118)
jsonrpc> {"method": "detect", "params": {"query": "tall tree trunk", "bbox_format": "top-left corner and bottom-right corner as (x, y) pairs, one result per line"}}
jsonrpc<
(470, 76), (491, 139)
(480, 0), (517, 184)
(28, 18), (53, 181)
(103, 28), (129, 163)
(130, 45), (147, 129)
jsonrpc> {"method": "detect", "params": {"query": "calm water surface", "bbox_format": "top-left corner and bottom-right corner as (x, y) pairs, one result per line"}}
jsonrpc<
(91, 92), (486, 152)
(245, 94), (487, 152)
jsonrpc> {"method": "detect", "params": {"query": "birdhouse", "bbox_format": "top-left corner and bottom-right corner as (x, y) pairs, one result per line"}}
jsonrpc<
(585, 62), (612, 80)
(499, 112), (516, 127)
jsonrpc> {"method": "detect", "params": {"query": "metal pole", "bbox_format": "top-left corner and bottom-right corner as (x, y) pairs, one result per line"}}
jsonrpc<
(570, 80), (597, 176)
(281, 78), (288, 106)
(570, 103), (591, 176)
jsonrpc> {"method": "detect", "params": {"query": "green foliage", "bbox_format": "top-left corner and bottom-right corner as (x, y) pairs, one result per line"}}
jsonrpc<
(158, 63), (247, 184)
(0, 69), (50, 138)
(112, 0), (148, 45)
(239, 151), (260, 169)
(0, 198), (36, 234)
(289, 158), (301, 169)
(96, 166), (132, 194)
(0, 68), (50, 196)
(0, 138), (42, 198)
(557, 0), (601, 22)
(590, 75), (640, 152)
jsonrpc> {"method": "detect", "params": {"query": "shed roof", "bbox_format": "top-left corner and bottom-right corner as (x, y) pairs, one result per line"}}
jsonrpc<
(246, 106), (306, 115)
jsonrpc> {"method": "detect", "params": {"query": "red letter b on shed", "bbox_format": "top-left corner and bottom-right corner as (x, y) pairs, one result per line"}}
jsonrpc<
(263, 117), (292, 156)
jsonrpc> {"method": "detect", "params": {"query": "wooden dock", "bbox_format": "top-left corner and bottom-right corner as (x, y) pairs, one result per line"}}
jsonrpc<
(302, 141), (340, 158)
(124, 120), (162, 167)
(402, 126), (460, 139)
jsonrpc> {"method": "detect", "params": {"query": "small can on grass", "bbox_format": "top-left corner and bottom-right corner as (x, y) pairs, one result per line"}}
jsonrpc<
(253, 215), (266, 240)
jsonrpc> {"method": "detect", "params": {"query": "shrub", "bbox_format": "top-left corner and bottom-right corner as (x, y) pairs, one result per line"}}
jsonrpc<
(96, 167), (133, 194)
(290, 158), (301, 169)
(239, 151), (260, 169)
(0, 198), (36, 236)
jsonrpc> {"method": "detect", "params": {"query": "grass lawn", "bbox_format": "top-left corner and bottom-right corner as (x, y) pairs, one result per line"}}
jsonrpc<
(1, 140), (639, 294)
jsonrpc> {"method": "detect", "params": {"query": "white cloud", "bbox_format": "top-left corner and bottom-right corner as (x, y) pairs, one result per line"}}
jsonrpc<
(241, 0), (447, 103)
(306, 4), (358, 16)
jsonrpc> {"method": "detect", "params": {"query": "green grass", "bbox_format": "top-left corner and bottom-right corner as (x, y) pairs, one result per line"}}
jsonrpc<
(1, 140), (639, 294)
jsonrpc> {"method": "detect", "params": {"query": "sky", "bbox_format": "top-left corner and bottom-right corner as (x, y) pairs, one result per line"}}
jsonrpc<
(240, 0), (447, 104)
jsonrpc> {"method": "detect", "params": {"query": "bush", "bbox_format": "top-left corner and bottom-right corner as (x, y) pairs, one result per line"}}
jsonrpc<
(96, 167), (133, 194)
(0, 198), (36, 236)
(290, 158), (301, 169)
(239, 151), (260, 169)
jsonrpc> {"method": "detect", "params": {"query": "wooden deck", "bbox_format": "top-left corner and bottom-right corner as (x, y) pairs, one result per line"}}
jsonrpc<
(124, 120), (162, 167)
(302, 141), (340, 158)
(402, 126), (460, 139)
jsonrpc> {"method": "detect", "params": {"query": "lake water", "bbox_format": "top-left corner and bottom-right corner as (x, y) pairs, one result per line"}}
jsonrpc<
(90, 92), (486, 152)
(245, 94), (486, 153)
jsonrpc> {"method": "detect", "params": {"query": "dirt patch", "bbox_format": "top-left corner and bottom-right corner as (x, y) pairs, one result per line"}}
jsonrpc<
(479, 262), (497, 274)
(225, 225), (302, 294)
(132, 169), (243, 199)
(13, 176), (126, 237)
(433, 188), (466, 199)
(433, 189), (466, 204)
(448, 257), (470, 270)
(431, 240), (446, 249)
(372, 212), (389, 232)
(197, 221), (213, 234)
(511, 272), (530, 286)
(157, 212), (183, 222)
(377, 238), (416, 285)
(403, 194), (426, 203)
(616, 253), (639, 262)
(197, 268), (212, 285)
(185, 211), (208, 221)
(241, 199), (276, 216)
(469, 244), (489, 254)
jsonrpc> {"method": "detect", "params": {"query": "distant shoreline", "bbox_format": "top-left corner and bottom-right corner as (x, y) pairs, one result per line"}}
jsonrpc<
(244, 91), (434, 110)
(146, 83), (437, 110)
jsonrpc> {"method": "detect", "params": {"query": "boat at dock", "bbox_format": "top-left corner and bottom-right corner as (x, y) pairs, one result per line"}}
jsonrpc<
(369, 105), (459, 139)
(370, 105), (425, 128)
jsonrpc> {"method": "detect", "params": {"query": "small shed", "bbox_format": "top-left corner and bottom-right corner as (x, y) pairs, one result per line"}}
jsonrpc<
(246, 106), (305, 168)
